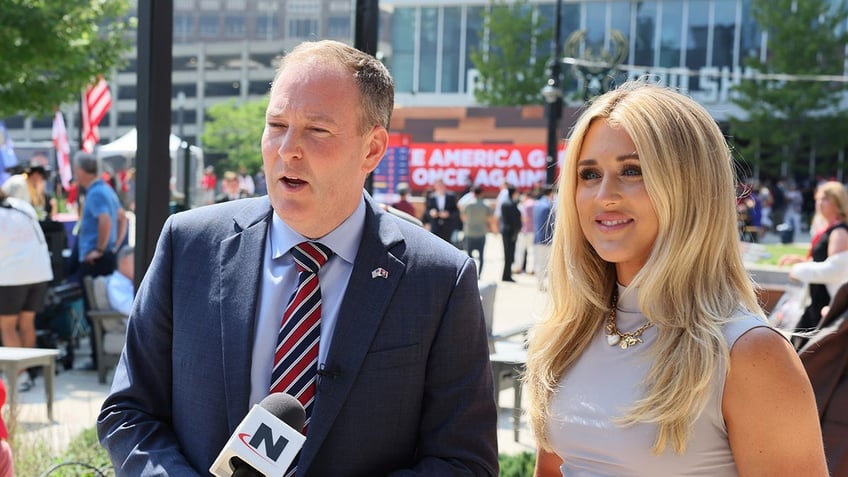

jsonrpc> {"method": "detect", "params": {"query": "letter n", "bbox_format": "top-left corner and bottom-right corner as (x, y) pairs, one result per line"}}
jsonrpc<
(248, 423), (289, 461)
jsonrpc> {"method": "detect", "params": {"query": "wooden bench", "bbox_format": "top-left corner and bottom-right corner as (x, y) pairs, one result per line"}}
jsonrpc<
(0, 347), (59, 420)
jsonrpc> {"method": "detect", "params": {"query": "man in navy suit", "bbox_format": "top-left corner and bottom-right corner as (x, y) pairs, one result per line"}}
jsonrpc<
(97, 40), (498, 476)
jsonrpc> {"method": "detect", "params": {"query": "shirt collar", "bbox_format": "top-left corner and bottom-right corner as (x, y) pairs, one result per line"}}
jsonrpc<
(269, 194), (366, 265)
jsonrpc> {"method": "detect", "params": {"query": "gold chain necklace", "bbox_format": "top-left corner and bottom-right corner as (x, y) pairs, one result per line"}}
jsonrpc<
(606, 291), (653, 350)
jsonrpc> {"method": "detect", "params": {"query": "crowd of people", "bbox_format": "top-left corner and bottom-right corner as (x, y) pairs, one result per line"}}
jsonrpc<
(410, 178), (556, 289)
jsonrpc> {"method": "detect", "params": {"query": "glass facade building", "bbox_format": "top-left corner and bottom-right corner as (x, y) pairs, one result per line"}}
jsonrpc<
(384, 0), (847, 121)
(5, 0), (847, 143)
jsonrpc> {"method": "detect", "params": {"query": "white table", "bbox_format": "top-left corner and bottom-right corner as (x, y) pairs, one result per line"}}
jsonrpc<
(0, 347), (59, 420)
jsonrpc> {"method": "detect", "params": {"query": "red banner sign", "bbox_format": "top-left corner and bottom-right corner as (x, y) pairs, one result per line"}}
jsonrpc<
(407, 143), (563, 193)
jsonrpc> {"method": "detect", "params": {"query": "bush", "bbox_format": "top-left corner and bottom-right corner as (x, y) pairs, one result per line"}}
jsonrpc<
(499, 451), (536, 477)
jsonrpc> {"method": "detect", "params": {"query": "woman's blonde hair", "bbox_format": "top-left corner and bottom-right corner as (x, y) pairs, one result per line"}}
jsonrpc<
(524, 80), (762, 455)
(817, 180), (848, 222)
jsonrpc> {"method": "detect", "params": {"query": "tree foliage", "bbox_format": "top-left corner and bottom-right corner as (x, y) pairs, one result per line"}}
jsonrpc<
(469, 0), (553, 106)
(0, 0), (133, 118)
(200, 98), (269, 174)
(730, 0), (848, 180)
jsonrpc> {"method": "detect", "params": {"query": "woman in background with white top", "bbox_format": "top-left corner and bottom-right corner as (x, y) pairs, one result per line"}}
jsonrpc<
(0, 187), (53, 391)
(525, 81), (827, 476)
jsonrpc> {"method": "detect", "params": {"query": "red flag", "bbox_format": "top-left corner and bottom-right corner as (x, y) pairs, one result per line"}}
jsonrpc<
(81, 76), (112, 152)
(52, 112), (72, 190)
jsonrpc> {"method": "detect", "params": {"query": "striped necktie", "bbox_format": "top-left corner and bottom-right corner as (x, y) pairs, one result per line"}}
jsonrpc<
(270, 241), (333, 431)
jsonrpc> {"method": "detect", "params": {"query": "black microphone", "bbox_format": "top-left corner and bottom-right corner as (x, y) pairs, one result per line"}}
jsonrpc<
(210, 393), (306, 477)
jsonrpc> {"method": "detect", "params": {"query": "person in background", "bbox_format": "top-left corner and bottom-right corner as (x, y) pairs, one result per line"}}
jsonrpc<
(799, 279), (848, 474)
(0, 188), (53, 391)
(74, 151), (128, 370)
(391, 182), (416, 217)
(215, 170), (247, 203)
(513, 190), (536, 275)
(499, 186), (521, 282)
(98, 39), (497, 476)
(461, 185), (493, 276)
(778, 180), (848, 348)
(66, 178), (80, 215)
(0, 379), (13, 477)
(493, 180), (510, 223)
(107, 246), (135, 316)
(422, 178), (462, 245)
(201, 165), (217, 205)
(254, 169), (267, 196)
(532, 185), (555, 292)
(123, 167), (136, 212)
(526, 81), (827, 476)
(238, 165), (255, 197)
(2, 163), (51, 220)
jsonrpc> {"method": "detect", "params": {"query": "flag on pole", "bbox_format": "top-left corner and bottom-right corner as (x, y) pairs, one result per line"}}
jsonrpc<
(52, 111), (72, 190)
(81, 76), (112, 152)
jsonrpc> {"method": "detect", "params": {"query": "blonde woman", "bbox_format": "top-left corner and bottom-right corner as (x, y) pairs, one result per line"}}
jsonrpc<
(525, 81), (827, 476)
(778, 181), (848, 346)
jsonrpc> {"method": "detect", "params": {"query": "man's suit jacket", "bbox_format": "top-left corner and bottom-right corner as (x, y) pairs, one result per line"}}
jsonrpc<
(423, 192), (461, 243)
(97, 194), (498, 476)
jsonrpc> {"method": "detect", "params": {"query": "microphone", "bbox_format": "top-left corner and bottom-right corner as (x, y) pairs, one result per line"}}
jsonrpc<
(210, 393), (306, 477)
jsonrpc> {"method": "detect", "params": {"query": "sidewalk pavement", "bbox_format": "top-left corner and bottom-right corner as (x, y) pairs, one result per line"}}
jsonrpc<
(13, 229), (811, 460)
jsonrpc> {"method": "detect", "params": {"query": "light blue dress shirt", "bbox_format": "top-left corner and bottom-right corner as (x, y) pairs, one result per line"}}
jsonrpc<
(248, 197), (365, 406)
(106, 271), (135, 317)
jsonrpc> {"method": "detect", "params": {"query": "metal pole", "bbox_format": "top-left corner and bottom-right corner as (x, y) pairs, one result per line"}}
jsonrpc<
(135, 0), (173, 288)
(183, 142), (191, 208)
(177, 91), (190, 209)
(545, 0), (563, 187)
(355, 0), (379, 194)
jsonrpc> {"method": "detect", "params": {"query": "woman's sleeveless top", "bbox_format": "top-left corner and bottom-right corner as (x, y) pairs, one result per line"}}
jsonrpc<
(546, 285), (770, 476)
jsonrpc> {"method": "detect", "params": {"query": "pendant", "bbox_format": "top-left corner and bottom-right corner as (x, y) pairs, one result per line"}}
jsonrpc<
(620, 335), (641, 350)
(607, 333), (620, 346)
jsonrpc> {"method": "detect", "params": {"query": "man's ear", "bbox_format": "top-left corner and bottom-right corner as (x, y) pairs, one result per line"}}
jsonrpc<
(363, 125), (389, 173)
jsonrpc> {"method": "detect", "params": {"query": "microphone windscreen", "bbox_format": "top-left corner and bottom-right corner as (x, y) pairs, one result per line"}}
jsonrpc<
(259, 393), (306, 432)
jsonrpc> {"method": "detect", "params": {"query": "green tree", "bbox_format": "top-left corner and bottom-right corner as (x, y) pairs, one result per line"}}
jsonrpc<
(0, 0), (133, 118)
(730, 0), (848, 180)
(470, 0), (553, 106)
(200, 98), (269, 174)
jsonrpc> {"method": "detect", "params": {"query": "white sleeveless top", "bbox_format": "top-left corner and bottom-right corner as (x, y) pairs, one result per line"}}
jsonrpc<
(546, 284), (770, 476)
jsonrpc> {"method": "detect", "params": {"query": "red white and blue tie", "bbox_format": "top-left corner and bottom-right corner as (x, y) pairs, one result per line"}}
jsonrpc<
(270, 241), (333, 432)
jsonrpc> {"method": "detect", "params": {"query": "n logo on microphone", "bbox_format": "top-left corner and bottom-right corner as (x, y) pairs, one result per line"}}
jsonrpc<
(210, 404), (306, 477)
(239, 423), (289, 463)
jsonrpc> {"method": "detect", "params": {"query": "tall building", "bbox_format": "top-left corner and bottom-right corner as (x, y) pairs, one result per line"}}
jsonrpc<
(6, 0), (848, 156)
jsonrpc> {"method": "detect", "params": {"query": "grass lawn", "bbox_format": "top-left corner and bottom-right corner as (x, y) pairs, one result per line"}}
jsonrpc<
(747, 242), (808, 266)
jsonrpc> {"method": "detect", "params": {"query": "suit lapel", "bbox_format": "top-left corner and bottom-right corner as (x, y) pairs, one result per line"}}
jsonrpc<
(297, 197), (406, 472)
(220, 200), (272, 431)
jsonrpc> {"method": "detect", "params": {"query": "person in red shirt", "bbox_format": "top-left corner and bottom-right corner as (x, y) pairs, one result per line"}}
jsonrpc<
(201, 166), (217, 205)
(392, 182), (416, 217)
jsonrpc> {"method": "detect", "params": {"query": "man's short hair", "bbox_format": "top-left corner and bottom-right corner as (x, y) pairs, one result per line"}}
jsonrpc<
(117, 245), (134, 262)
(74, 152), (98, 174)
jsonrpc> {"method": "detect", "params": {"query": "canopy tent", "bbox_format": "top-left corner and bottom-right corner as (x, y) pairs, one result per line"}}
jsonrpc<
(96, 128), (203, 167)
(96, 128), (205, 207)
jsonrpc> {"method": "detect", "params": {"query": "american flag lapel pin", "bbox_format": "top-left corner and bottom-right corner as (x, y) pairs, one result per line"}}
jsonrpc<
(371, 267), (389, 279)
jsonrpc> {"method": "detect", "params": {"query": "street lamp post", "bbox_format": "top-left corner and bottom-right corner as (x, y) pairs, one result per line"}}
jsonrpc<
(177, 91), (191, 209)
(543, 0), (563, 188)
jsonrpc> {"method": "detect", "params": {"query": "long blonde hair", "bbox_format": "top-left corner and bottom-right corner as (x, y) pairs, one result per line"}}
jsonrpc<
(524, 81), (762, 455)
